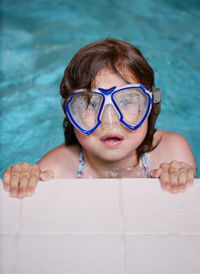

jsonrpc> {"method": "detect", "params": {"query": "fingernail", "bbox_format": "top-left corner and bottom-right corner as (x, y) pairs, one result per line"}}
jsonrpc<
(178, 185), (185, 192)
(163, 183), (170, 191)
(26, 190), (33, 196)
(18, 191), (24, 198)
(171, 187), (178, 193)
(10, 190), (17, 197)
(11, 189), (17, 195)
(4, 185), (10, 192)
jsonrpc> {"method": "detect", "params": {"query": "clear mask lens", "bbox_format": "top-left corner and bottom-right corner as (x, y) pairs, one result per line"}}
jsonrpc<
(113, 88), (149, 127)
(68, 92), (103, 131)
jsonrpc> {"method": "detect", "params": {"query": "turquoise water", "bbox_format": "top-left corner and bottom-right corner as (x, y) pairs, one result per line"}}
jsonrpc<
(0, 0), (200, 176)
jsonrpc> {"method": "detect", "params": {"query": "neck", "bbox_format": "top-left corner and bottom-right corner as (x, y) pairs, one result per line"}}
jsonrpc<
(82, 148), (141, 178)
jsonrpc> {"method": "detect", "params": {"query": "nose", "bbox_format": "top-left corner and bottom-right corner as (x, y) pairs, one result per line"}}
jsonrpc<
(101, 104), (120, 130)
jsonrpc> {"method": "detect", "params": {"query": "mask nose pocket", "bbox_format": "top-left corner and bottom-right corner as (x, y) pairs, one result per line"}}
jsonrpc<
(101, 104), (120, 130)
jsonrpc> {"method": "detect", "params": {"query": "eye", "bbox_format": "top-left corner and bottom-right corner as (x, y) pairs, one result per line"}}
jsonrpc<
(89, 101), (98, 108)
(87, 95), (101, 110)
(120, 99), (130, 106)
(119, 97), (137, 107)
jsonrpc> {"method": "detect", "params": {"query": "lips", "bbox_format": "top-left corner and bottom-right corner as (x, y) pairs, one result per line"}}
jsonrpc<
(100, 134), (124, 147)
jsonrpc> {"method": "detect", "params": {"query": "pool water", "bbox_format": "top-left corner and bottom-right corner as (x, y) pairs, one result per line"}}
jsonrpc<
(0, 0), (200, 176)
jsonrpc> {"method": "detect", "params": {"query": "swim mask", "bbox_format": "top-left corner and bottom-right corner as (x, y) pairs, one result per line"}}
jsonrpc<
(65, 84), (155, 135)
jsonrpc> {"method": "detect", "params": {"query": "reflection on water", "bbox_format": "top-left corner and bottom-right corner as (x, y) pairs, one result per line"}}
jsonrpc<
(87, 166), (148, 179)
(103, 167), (148, 178)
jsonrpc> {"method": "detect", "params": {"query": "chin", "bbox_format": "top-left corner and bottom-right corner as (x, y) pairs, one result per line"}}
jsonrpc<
(97, 148), (135, 163)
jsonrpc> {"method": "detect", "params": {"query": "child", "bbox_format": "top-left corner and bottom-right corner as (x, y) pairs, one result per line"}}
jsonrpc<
(2, 38), (196, 198)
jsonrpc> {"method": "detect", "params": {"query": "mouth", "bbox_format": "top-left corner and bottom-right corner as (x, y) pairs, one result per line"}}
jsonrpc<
(100, 134), (124, 147)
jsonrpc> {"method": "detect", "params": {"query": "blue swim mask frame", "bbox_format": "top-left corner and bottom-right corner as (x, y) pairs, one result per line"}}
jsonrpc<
(65, 84), (161, 136)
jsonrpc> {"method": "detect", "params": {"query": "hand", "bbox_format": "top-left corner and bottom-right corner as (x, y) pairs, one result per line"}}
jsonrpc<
(151, 160), (196, 194)
(2, 162), (54, 199)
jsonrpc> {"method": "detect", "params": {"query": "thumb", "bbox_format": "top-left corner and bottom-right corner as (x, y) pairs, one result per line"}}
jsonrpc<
(150, 168), (162, 178)
(40, 169), (54, 182)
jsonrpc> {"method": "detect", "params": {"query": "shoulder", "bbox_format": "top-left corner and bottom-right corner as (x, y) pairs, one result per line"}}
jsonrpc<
(38, 143), (80, 178)
(149, 130), (196, 168)
(154, 130), (190, 149)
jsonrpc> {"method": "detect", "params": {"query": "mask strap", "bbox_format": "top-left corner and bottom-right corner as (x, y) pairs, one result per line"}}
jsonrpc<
(151, 86), (161, 104)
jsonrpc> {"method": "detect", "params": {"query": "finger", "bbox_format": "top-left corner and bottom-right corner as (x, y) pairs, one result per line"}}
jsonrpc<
(2, 167), (12, 191)
(17, 162), (32, 198)
(177, 168), (187, 192)
(17, 174), (30, 199)
(25, 176), (39, 196)
(169, 167), (178, 190)
(20, 161), (31, 174)
(10, 164), (21, 197)
(186, 167), (196, 187)
(26, 164), (40, 196)
(160, 164), (170, 191)
(178, 167), (187, 184)
(167, 163), (181, 193)
(40, 169), (54, 182)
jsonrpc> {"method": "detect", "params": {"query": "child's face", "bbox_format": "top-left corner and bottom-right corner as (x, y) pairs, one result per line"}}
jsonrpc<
(74, 67), (148, 162)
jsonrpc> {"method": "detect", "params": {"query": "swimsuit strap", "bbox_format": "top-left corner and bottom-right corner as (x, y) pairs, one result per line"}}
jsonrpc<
(76, 149), (85, 179)
(141, 153), (151, 178)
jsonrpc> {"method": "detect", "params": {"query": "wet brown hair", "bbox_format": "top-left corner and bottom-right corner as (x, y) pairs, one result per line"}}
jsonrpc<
(60, 38), (161, 162)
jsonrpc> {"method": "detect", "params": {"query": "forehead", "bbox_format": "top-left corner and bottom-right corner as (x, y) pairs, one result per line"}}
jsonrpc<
(93, 67), (139, 89)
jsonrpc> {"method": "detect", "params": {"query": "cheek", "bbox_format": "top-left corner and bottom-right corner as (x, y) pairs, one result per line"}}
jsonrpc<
(74, 128), (86, 143)
(139, 120), (148, 137)
(126, 121), (148, 147)
(74, 128), (93, 149)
